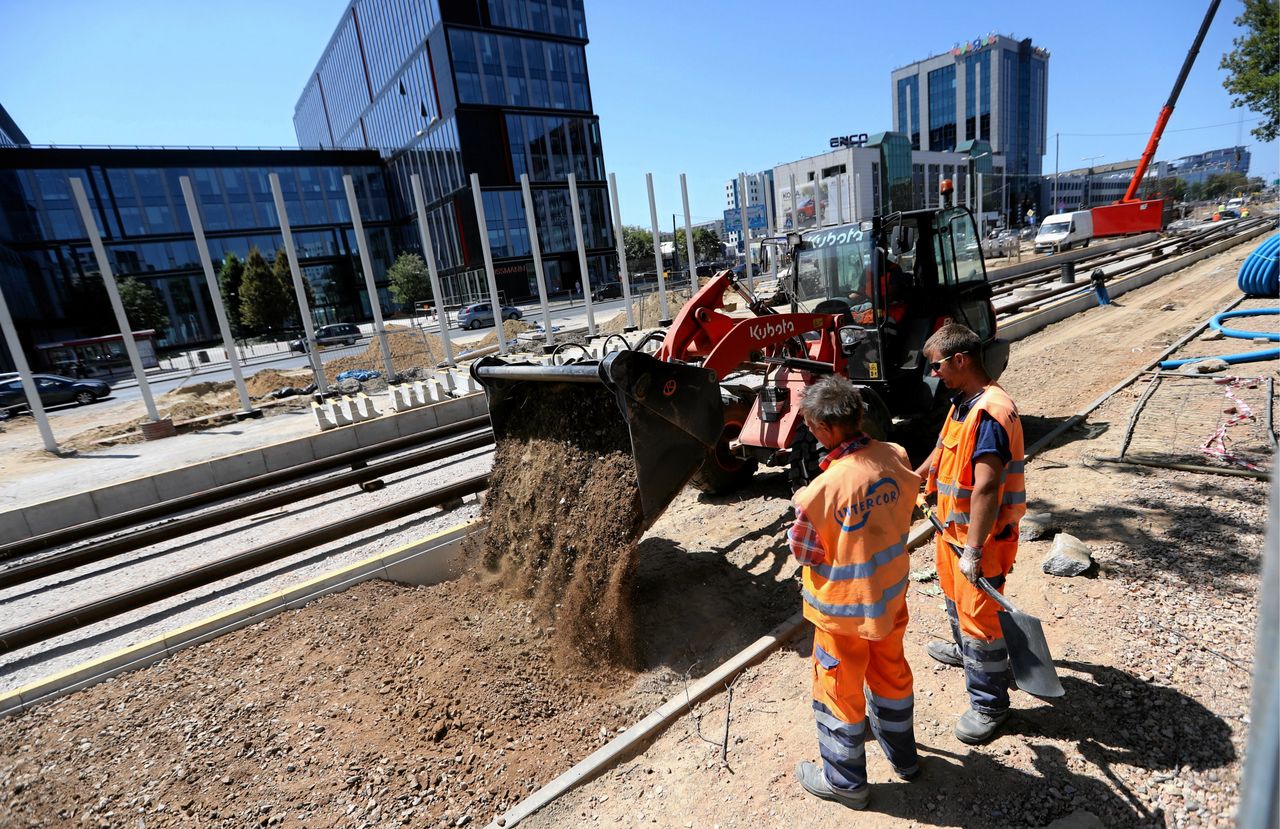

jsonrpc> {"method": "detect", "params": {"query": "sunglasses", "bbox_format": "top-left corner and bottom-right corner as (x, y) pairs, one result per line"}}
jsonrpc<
(927, 353), (962, 373)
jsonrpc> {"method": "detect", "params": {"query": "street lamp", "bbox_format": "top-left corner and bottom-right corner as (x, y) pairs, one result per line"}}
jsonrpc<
(1082, 155), (1103, 209)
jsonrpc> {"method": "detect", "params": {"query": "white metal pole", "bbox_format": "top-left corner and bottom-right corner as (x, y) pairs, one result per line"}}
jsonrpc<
(764, 180), (777, 282)
(789, 173), (797, 229)
(1054, 132), (1060, 213)
(646, 173), (670, 321)
(268, 173), (328, 393)
(0, 285), (58, 452)
(977, 172), (985, 238)
(469, 173), (508, 355)
(343, 174), (395, 379)
(608, 172), (636, 330)
(520, 174), (554, 347)
(966, 172), (972, 211)
(847, 146), (856, 220)
(738, 172), (755, 291)
(179, 176), (252, 414)
(854, 173), (861, 223)
(567, 173), (596, 337)
(680, 173), (697, 294)
(835, 175), (844, 224)
(812, 171), (823, 228)
(68, 177), (161, 421)
(410, 174), (455, 365)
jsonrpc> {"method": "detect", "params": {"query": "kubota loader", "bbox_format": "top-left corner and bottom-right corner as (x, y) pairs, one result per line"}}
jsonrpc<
(472, 198), (1006, 532)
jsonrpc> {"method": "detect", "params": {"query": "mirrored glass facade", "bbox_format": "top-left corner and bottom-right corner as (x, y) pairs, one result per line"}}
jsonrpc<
(0, 147), (397, 356)
(293, 0), (612, 305)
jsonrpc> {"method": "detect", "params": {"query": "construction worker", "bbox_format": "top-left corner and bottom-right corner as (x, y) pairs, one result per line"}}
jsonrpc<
(913, 323), (1026, 744)
(789, 375), (922, 810)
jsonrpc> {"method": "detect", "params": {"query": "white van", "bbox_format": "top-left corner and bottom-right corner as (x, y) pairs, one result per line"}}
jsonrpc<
(1034, 210), (1093, 254)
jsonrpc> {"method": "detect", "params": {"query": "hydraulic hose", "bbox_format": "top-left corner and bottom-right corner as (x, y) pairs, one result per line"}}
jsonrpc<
(1158, 307), (1280, 368)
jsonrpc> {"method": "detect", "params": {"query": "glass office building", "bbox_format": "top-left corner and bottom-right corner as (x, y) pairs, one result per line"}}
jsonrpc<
(293, 0), (615, 305)
(0, 104), (28, 149)
(892, 34), (1048, 224)
(0, 146), (397, 362)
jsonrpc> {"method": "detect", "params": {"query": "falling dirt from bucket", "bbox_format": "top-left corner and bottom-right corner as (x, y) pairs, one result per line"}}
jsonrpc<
(480, 382), (644, 669)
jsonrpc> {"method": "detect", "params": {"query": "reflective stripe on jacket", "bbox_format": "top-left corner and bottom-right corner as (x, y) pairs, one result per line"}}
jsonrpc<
(793, 440), (921, 639)
(926, 384), (1026, 569)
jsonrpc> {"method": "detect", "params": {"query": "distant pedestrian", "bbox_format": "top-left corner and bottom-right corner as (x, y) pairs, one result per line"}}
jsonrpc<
(789, 376), (922, 810)
(913, 323), (1026, 744)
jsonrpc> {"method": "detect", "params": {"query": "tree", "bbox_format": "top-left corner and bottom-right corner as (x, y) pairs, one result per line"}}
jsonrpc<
(271, 248), (314, 327)
(673, 227), (724, 265)
(386, 252), (433, 310)
(118, 277), (170, 334)
(218, 252), (244, 338)
(622, 225), (653, 269)
(238, 247), (292, 336)
(1140, 176), (1188, 203)
(1202, 171), (1251, 200)
(1220, 0), (1279, 142)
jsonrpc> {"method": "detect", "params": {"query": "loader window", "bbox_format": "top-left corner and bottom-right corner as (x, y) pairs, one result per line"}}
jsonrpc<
(939, 208), (986, 285)
(793, 224), (877, 316)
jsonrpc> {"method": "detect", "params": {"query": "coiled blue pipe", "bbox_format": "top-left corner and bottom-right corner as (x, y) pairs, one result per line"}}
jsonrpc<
(1159, 307), (1280, 369)
(1237, 233), (1279, 297)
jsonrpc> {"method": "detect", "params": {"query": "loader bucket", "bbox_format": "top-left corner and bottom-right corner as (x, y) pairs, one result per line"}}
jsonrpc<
(471, 350), (725, 529)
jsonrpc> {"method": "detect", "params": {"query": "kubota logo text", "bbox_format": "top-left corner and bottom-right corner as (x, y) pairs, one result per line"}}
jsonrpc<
(748, 319), (796, 341)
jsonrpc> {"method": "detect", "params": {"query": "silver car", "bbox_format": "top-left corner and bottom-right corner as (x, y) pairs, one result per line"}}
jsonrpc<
(457, 303), (522, 330)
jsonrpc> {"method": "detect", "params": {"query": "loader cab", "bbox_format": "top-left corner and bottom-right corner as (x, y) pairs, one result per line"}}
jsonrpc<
(789, 206), (997, 391)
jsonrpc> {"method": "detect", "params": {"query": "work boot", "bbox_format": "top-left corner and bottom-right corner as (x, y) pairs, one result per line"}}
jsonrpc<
(892, 762), (921, 781)
(954, 708), (1010, 745)
(926, 640), (963, 667)
(794, 761), (870, 810)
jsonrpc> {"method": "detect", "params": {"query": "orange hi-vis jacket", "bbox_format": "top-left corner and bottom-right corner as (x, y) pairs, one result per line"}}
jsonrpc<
(925, 384), (1027, 575)
(794, 440), (921, 640)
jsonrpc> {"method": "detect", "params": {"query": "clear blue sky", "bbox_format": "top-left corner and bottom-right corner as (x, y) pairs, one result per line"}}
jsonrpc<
(1, 0), (1274, 226)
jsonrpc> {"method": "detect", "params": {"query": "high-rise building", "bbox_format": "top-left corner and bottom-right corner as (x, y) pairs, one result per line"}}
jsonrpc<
(723, 171), (773, 249)
(0, 103), (29, 148)
(891, 34), (1048, 223)
(293, 0), (615, 304)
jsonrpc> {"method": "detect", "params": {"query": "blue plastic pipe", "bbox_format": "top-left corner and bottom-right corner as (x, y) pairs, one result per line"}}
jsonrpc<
(1158, 307), (1280, 369)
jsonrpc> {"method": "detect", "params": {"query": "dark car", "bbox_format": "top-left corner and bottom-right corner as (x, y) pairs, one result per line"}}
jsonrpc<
(289, 323), (362, 352)
(591, 282), (624, 301)
(0, 374), (111, 418)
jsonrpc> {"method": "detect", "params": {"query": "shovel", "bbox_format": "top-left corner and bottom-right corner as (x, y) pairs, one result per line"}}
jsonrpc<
(921, 506), (1065, 699)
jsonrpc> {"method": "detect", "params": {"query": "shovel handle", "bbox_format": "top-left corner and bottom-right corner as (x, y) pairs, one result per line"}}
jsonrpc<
(920, 504), (1017, 612)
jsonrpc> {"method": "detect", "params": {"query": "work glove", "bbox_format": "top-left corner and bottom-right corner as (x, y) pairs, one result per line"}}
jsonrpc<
(960, 546), (983, 585)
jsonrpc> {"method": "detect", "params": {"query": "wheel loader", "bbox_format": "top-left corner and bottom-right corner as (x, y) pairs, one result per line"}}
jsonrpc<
(472, 199), (1006, 532)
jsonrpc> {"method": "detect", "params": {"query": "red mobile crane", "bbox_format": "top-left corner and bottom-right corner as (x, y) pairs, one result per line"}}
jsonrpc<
(1092, 0), (1222, 237)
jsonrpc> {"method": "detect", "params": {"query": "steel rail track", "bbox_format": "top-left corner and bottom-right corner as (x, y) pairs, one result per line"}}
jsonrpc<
(0, 414), (493, 563)
(0, 430), (495, 589)
(0, 473), (490, 655)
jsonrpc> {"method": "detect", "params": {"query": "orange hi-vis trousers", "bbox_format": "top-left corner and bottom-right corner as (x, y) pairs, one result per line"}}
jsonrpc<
(810, 612), (918, 792)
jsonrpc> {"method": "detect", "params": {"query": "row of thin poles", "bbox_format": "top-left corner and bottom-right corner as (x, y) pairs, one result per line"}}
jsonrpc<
(0, 170), (722, 454)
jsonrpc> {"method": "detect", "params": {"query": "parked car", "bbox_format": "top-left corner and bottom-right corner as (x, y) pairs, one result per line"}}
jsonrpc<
(288, 323), (362, 352)
(591, 282), (624, 301)
(457, 302), (522, 330)
(0, 374), (111, 418)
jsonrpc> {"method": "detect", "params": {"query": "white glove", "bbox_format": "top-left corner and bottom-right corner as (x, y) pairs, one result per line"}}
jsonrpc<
(959, 546), (983, 585)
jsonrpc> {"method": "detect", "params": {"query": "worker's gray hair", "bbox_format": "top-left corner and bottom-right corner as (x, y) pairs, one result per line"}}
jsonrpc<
(924, 323), (983, 359)
(798, 375), (865, 433)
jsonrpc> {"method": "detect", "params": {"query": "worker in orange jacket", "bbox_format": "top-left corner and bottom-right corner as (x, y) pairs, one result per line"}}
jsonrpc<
(789, 375), (922, 810)
(914, 323), (1026, 744)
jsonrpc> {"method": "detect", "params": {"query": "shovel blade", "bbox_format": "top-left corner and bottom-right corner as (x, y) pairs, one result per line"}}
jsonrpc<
(997, 608), (1064, 699)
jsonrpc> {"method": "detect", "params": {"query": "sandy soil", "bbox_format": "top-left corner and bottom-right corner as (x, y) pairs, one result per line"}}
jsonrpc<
(0, 240), (1272, 828)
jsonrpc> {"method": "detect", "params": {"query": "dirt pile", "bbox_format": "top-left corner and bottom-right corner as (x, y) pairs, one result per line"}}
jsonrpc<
(245, 369), (315, 398)
(0, 579), (636, 829)
(472, 318), (535, 350)
(481, 382), (645, 668)
(323, 325), (447, 384)
(600, 287), (692, 333)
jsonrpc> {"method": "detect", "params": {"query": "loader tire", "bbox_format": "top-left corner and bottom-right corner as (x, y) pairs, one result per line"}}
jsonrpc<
(690, 386), (758, 495)
(788, 388), (890, 492)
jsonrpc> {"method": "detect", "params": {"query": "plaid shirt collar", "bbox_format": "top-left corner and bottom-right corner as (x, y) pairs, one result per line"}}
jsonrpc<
(818, 433), (870, 470)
